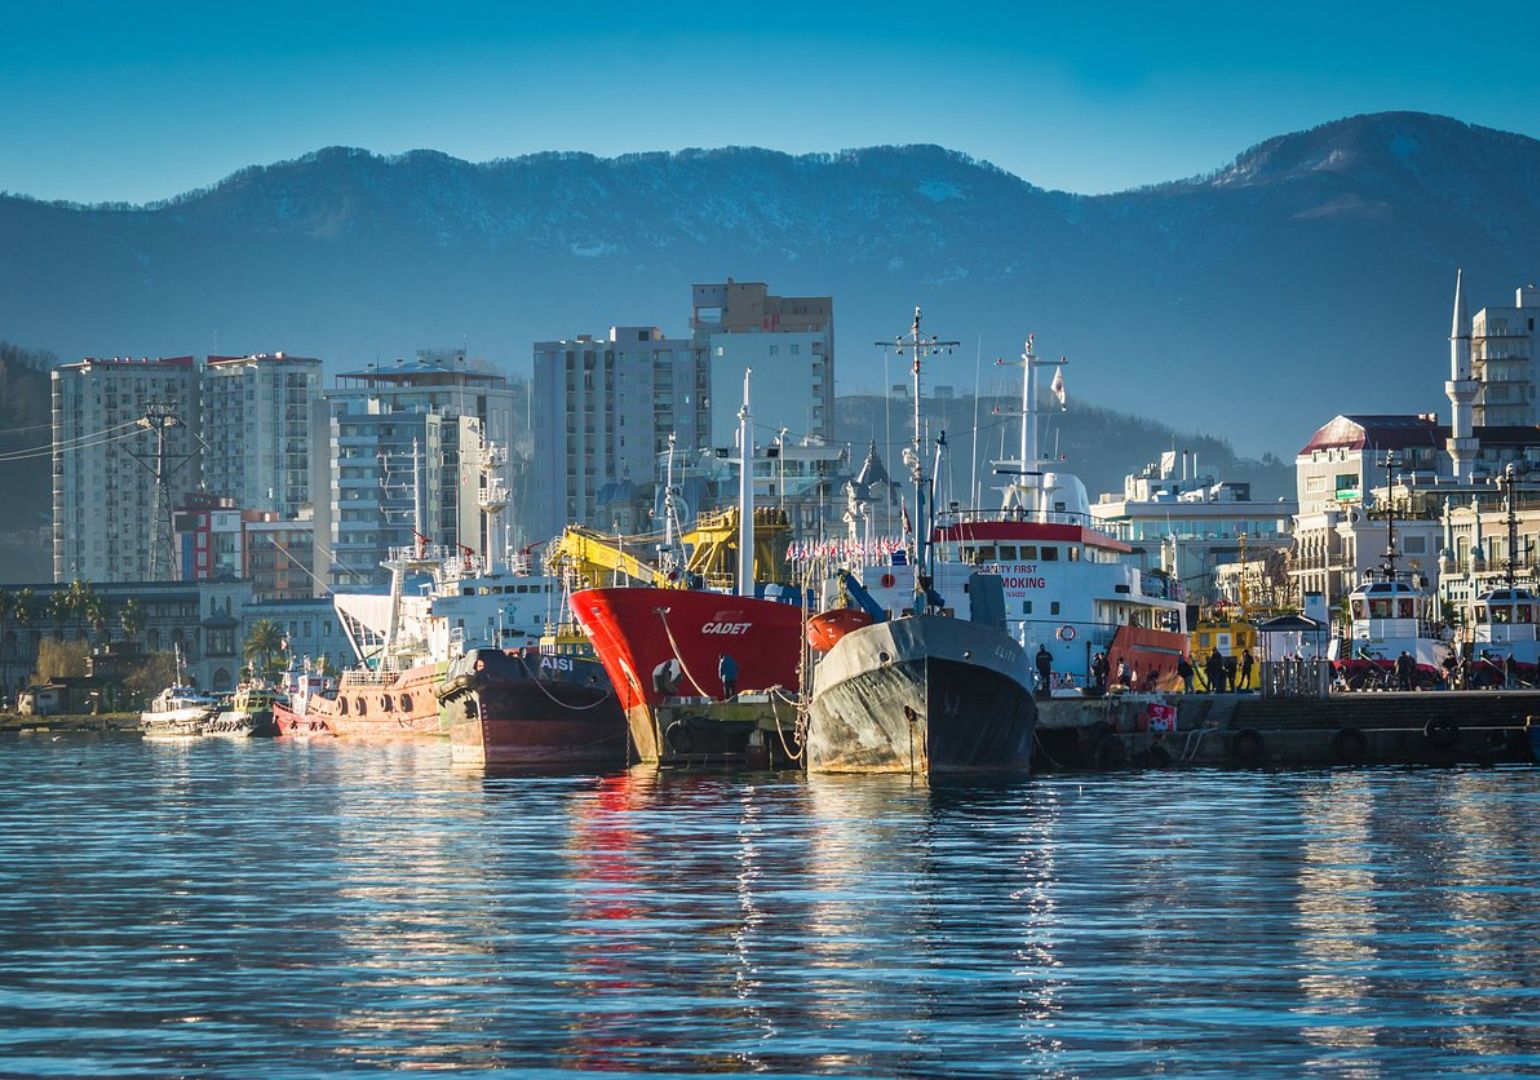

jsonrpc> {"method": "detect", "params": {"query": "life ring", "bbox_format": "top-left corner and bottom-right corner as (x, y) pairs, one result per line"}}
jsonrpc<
(1230, 727), (1266, 765)
(1094, 732), (1127, 770)
(1423, 716), (1460, 750)
(1331, 726), (1368, 764)
(665, 721), (695, 755)
(880, 572), (896, 589)
(1057, 625), (1077, 642)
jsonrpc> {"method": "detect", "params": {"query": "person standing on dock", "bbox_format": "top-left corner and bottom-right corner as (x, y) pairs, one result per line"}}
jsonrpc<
(718, 653), (739, 700)
(1091, 651), (1108, 692)
(1177, 654), (1195, 694)
(1240, 649), (1255, 691)
(1205, 649), (1224, 693)
(1035, 645), (1053, 696)
(1395, 650), (1416, 691)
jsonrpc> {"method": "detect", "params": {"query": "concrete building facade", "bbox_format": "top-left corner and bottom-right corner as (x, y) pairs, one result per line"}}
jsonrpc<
(201, 352), (322, 517)
(51, 356), (202, 583)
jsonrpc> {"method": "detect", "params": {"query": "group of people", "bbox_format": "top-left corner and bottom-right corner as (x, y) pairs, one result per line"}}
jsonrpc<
(1175, 647), (1255, 693)
(1079, 647), (1254, 695)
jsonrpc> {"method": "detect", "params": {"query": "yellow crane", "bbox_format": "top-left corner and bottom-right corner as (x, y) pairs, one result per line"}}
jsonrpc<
(544, 507), (792, 592)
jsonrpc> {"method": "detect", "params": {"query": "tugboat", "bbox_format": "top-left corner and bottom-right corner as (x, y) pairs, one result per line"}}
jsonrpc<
(205, 682), (282, 737)
(805, 309), (1036, 774)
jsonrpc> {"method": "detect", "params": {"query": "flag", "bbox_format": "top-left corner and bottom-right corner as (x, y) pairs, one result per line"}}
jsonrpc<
(1051, 365), (1066, 407)
(901, 502), (913, 535)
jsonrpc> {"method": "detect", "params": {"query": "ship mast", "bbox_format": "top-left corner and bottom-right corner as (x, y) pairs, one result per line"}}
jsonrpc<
(995, 335), (1067, 517)
(876, 307), (958, 602)
(737, 368), (755, 598)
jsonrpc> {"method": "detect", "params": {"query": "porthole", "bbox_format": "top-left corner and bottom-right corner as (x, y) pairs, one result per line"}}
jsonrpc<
(356, 697), (367, 716)
(399, 693), (413, 712)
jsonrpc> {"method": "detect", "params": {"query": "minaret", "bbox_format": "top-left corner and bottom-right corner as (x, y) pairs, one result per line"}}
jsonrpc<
(1446, 268), (1479, 483)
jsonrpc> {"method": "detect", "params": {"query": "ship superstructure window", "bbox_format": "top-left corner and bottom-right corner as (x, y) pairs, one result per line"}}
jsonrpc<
(400, 694), (413, 711)
(998, 546), (1016, 560)
(1068, 547), (1081, 562)
(1019, 545), (1037, 560)
(1041, 547), (1059, 561)
(978, 545), (997, 561)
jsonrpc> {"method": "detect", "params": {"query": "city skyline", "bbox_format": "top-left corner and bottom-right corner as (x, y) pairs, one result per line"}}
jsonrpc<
(5, 2), (1540, 204)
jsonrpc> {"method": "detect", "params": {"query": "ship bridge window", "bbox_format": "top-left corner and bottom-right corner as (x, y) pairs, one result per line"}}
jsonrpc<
(1369, 600), (1392, 618)
(1475, 604), (1489, 622)
(998, 545), (1016, 561)
(1492, 605), (1511, 624)
(1520, 605), (1534, 624)
(977, 545), (997, 562)
(1352, 600), (1367, 620)
(1041, 546), (1059, 562)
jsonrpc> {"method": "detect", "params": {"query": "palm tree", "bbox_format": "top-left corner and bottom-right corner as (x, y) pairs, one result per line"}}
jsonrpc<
(243, 619), (285, 677)
(119, 599), (144, 644)
(13, 589), (35, 631)
(47, 590), (70, 640)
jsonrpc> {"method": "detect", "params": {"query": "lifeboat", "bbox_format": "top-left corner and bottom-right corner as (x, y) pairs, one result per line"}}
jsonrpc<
(806, 607), (874, 652)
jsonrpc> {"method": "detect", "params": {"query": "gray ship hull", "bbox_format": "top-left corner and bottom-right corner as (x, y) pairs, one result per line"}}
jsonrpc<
(807, 614), (1037, 774)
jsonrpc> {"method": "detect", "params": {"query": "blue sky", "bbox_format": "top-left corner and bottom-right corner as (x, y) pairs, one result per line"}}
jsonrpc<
(3, 1), (1538, 204)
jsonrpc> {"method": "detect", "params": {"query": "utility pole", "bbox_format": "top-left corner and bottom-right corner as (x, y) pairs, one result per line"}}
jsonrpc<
(125, 401), (203, 582)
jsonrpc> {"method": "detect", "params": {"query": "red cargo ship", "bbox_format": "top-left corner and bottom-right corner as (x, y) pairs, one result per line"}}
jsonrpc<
(570, 587), (804, 761)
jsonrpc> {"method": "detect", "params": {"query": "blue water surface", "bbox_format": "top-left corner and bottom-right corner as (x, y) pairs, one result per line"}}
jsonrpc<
(1, 735), (1538, 1076)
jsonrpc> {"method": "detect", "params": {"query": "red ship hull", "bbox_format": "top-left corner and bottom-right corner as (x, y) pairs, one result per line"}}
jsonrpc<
(274, 662), (447, 740)
(570, 587), (805, 761)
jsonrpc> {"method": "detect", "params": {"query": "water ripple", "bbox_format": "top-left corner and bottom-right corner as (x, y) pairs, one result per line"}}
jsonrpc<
(1, 737), (1538, 1075)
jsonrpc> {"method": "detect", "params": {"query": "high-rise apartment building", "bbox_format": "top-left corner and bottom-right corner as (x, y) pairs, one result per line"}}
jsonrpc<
(51, 356), (202, 582)
(691, 281), (834, 449)
(310, 403), (483, 589)
(201, 352), (323, 516)
(531, 327), (709, 540)
(530, 281), (834, 542)
(1471, 285), (1540, 427)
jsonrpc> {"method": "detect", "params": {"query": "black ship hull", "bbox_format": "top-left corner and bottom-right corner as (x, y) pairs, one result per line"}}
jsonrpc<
(807, 615), (1036, 774)
(439, 648), (628, 768)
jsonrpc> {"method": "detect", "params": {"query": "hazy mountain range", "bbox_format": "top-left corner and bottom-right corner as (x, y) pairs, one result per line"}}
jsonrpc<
(3, 110), (1537, 459)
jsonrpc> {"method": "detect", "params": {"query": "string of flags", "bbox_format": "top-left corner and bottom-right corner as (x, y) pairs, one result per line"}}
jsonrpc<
(786, 537), (910, 563)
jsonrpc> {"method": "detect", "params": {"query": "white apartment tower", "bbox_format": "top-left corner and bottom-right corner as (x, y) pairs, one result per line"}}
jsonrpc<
(531, 281), (834, 542)
(311, 351), (507, 587)
(51, 356), (202, 582)
(691, 281), (835, 449)
(201, 352), (323, 517)
(531, 327), (709, 541)
(1470, 282), (1540, 428)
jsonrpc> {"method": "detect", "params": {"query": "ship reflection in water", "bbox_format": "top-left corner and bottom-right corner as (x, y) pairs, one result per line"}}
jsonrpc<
(2, 739), (1540, 1075)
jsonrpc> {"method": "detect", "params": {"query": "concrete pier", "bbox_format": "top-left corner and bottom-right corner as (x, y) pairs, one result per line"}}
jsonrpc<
(1037, 691), (1540, 770)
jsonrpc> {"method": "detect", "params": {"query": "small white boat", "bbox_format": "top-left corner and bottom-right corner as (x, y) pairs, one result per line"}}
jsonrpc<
(139, 685), (218, 739)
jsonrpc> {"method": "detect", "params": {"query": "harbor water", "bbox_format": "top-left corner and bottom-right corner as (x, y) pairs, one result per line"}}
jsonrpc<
(2, 737), (1539, 1076)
